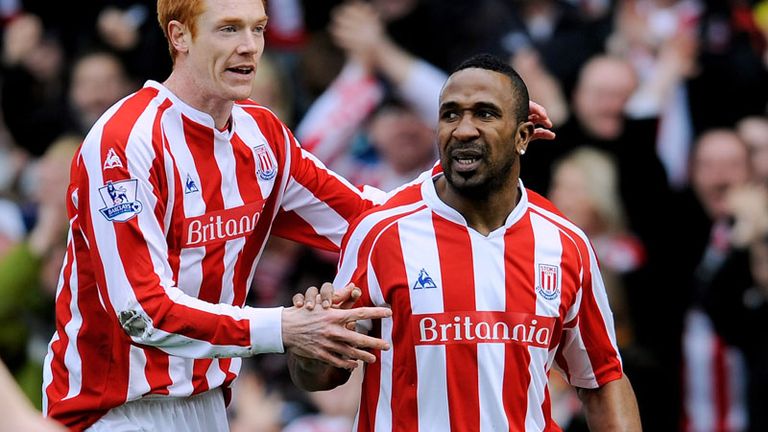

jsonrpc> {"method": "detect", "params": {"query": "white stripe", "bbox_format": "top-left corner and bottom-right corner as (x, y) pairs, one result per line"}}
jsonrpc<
(62, 256), (83, 400)
(724, 345), (747, 431)
(167, 357), (195, 396)
(214, 132), (246, 306)
(205, 359), (227, 391)
(530, 205), (621, 380)
(373, 269), (393, 432)
(232, 107), (276, 198)
(525, 213), (563, 430)
(42, 334), (59, 413)
(281, 178), (348, 247)
(470, 231), (508, 432)
(126, 345), (150, 400)
(164, 112), (205, 298)
(683, 309), (716, 431)
(333, 201), (425, 293)
(400, 212), (451, 431)
(414, 345), (450, 432)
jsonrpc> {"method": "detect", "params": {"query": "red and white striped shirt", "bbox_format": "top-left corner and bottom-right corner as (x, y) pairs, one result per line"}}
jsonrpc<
(334, 175), (624, 432)
(42, 81), (384, 430)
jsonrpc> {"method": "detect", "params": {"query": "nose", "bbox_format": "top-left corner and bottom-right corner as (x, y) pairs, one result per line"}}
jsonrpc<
(237, 32), (262, 55)
(452, 113), (480, 141)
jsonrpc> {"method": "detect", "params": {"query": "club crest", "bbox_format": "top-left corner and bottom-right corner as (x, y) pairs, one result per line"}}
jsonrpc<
(254, 145), (276, 181)
(535, 263), (560, 300)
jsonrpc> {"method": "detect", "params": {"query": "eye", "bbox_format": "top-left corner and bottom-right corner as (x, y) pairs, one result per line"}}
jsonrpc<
(477, 109), (497, 119)
(221, 25), (237, 33)
(253, 25), (266, 34)
(440, 111), (458, 122)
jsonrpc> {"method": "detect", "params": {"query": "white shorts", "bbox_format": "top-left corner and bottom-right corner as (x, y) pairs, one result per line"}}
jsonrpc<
(86, 388), (229, 432)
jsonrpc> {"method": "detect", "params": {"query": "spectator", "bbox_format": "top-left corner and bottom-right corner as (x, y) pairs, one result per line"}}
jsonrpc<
(1, 13), (68, 156)
(0, 134), (80, 408)
(67, 50), (138, 135)
(674, 128), (761, 431)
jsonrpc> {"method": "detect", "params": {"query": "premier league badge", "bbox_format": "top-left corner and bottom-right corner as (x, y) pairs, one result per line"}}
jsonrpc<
(98, 179), (143, 222)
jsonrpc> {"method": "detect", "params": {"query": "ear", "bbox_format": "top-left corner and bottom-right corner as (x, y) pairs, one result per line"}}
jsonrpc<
(168, 20), (190, 55)
(515, 121), (534, 155)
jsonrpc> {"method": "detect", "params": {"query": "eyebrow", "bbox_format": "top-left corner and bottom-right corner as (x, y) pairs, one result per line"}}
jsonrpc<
(439, 101), (502, 112)
(216, 16), (268, 26)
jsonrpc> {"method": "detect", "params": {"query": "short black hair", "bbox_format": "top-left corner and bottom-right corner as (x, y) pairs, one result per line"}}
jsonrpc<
(453, 53), (529, 123)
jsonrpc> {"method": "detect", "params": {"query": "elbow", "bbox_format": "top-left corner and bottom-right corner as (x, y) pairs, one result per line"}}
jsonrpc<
(118, 309), (155, 342)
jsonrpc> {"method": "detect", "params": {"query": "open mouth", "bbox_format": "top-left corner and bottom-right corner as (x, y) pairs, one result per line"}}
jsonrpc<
(451, 149), (483, 172)
(227, 66), (254, 75)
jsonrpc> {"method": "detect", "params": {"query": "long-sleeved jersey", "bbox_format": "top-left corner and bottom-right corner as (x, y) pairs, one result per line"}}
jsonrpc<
(334, 175), (624, 432)
(42, 81), (383, 430)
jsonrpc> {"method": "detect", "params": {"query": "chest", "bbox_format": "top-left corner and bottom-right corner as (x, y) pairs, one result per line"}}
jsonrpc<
(162, 124), (281, 249)
(371, 220), (577, 322)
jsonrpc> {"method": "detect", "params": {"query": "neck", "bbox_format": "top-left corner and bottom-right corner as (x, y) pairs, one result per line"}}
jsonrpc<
(435, 176), (520, 236)
(164, 70), (234, 130)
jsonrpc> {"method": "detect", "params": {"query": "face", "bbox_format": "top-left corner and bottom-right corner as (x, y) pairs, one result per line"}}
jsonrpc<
(438, 68), (531, 197)
(70, 53), (133, 130)
(573, 58), (637, 140)
(691, 131), (750, 220)
(549, 162), (599, 232)
(737, 117), (768, 184)
(368, 106), (436, 174)
(172, 0), (267, 102)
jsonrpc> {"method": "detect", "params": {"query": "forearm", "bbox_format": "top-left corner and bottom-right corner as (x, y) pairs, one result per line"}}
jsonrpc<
(577, 375), (642, 432)
(118, 286), (284, 358)
(287, 351), (351, 391)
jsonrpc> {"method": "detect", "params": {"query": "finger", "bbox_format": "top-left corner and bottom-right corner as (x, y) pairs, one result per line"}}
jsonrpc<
(532, 128), (556, 141)
(336, 345), (377, 364)
(291, 293), (305, 308)
(320, 336), (379, 364)
(319, 282), (335, 309)
(529, 101), (553, 128)
(346, 306), (392, 322)
(304, 286), (319, 310)
(309, 349), (359, 370)
(341, 329), (391, 351)
(332, 283), (361, 309)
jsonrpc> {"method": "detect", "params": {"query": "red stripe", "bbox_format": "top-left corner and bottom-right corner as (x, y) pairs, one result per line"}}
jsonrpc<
(432, 214), (480, 431)
(285, 131), (373, 224)
(503, 214), (537, 431)
(341, 199), (424, 430)
(45, 240), (76, 411)
(143, 98), (175, 395)
(713, 337), (729, 432)
(59, 163), (130, 427)
(375, 225), (420, 431)
(231, 133), (266, 306)
(182, 114), (227, 393)
(531, 207), (622, 385)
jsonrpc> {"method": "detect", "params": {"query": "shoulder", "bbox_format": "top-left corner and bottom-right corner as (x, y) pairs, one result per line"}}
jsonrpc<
(80, 87), (164, 157)
(525, 188), (592, 252)
(233, 100), (293, 147)
(343, 182), (428, 251)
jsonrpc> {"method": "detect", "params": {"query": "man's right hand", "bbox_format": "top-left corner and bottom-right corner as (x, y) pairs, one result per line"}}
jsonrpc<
(281, 301), (391, 369)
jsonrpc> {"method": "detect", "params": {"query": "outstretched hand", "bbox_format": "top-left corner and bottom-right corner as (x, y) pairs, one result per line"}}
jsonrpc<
(529, 100), (556, 141)
(282, 295), (391, 369)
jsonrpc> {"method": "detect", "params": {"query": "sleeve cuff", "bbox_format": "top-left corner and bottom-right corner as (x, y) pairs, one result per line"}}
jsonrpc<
(246, 306), (285, 354)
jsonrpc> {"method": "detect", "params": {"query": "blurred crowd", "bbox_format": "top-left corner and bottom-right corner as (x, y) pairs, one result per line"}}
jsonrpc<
(1, 0), (767, 431)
